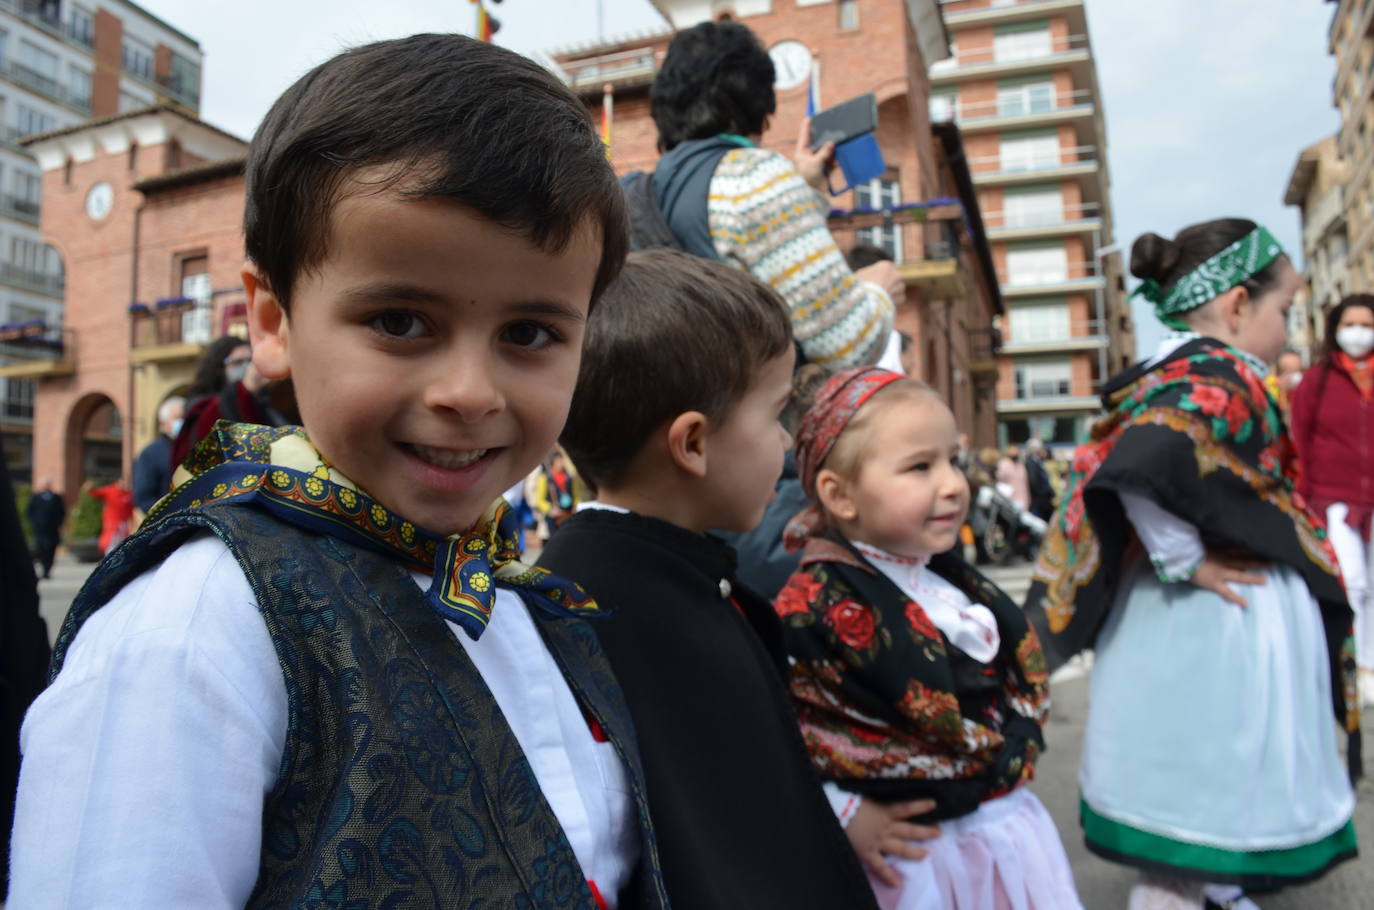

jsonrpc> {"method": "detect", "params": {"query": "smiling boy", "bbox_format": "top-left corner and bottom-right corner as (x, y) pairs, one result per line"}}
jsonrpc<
(10, 35), (666, 910)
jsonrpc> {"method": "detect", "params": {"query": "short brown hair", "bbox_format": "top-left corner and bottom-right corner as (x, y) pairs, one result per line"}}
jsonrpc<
(244, 34), (627, 310)
(561, 249), (793, 488)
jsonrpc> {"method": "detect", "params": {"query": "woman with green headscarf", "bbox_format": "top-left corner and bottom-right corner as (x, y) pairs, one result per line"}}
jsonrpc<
(1025, 218), (1359, 909)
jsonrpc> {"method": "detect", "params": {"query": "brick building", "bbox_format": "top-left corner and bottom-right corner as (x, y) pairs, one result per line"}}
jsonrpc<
(553, 0), (1007, 447)
(0, 0), (203, 479)
(1284, 134), (1349, 359)
(929, 0), (1131, 452)
(12, 104), (244, 498)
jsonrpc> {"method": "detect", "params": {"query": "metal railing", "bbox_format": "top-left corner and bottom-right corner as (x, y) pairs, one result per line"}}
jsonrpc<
(130, 294), (249, 349)
(934, 33), (1090, 71)
(0, 319), (69, 362)
(997, 261), (1102, 288)
(1003, 318), (1107, 346)
(967, 144), (1097, 176)
(983, 200), (1100, 230)
(934, 88), (1092, 123)
(2, 59), (93, 115)
(0, 263), (63, 296)
(561, 47), (657, 90)
(941, 0), (1077, 11)
(0, 194), (39, 224)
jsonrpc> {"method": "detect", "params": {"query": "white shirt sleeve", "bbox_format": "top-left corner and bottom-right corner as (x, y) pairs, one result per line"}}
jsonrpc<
(821, 781), (862, 828)
(10, 534), (286, 909)
(1119, 491), (1206, 582)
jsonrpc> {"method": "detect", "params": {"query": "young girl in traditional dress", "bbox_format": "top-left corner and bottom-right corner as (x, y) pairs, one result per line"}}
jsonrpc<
(774, 366), (1082, 910)
(1027, 219), (1360, 910)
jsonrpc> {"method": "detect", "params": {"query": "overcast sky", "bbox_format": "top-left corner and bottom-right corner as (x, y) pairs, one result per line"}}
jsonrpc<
(138, 0), (1339, 355)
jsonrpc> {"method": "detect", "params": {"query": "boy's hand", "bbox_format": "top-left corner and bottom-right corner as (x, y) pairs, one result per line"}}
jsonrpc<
(854, 260), (907, 308)
(1191, 550), (1268, 607)
(793, 117), (835, 194)
(845, 797), (941, 887)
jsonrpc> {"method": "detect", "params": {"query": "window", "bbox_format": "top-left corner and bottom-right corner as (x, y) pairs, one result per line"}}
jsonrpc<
(1002, 185), (1062, 227)
(1005, 242), (1068, 285)
(993, 23), (1052, 64)
(838, 0), (859, 31)
(1013, 359), (1072, 400)
(166, 52), (201, 103)
(117, 90), (143, 113)
(66, 7), (94, 48)
(10, 236), (56, 275)
(180, 254), (212, 343)
(15, 104), (55, 138)
(999, 130), (1059, 172)
(1009, 300), (1070, 343)
(122, 39), (153, 80)
(15, 40), (59, 97)
(929, 91), (956, 123)
(997, 80), (1054, 118)
(2, 377), (34, 420)
(67, 66), (91, 111)
(855, 176), (903, 262)
(12, 169), (40, 214)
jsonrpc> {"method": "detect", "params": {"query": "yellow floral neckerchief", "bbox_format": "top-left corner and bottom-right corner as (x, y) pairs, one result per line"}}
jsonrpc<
(153, 422), (599, 639)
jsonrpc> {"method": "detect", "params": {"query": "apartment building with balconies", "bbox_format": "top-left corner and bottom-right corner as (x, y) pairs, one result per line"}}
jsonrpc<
(1284, 134), (1350, 357)
(930, 0), (1130, 452)
(0, 0), (201, 477)
(1329, 0), (1374, 299)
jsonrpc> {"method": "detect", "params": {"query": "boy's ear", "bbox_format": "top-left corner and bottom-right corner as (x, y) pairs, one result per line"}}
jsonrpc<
(243, 262), (291, 380)
(816, 468), (856, 522)
(665, 411), (710, 479)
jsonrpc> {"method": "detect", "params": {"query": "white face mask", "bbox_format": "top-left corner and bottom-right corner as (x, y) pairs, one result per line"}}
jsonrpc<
(1336, 325), (1374, 359)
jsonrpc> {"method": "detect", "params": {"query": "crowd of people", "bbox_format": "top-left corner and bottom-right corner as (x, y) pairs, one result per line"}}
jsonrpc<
(0, 19), (1365, 910)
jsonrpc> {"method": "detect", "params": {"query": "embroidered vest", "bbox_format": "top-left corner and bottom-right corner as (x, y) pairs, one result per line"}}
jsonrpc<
(51, 502), (668, 910)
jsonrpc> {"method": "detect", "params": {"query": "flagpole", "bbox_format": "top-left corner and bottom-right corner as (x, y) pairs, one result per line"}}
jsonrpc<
(602, 82), (614, 159)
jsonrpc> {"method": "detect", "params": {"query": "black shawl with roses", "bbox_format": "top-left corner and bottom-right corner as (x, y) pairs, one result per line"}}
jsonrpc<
(773, 537), (1050, 822)
(1023, 336), (1359, 764)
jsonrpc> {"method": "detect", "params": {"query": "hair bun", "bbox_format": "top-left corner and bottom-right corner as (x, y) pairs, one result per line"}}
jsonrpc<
(1130, 232), (1182, 282)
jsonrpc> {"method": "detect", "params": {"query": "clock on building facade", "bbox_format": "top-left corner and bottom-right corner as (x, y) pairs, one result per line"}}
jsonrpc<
(768, 39), (811, 91)
(85, 182), (113, 221)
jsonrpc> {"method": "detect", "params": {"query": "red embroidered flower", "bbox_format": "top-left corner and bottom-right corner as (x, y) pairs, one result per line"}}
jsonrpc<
(1063, 492), (1086, 536)
(826, 599), (875, 651)
(1223, 393), (1251, 434)
(1187, 383), (1228, 417)
(904, 601), (941, 642)
(1160, 359), (1191, 384)
(775, 574), (822, 618)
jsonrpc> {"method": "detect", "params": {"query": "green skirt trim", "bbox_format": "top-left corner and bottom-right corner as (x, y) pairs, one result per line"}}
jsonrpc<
(1081, 798), (1357, 884)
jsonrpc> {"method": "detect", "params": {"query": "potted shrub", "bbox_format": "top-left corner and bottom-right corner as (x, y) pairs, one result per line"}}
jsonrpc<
(67, 490), (104, 563)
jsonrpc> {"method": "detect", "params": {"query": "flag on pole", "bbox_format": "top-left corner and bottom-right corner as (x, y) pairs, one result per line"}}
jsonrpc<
(470, 0), (498, 41)
(806, 55), (820, 118)
(601, 83), (614, 158)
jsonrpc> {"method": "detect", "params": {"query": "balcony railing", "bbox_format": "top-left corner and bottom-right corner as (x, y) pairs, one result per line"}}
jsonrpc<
(968, 144), (1098, 177)
(0, 319), (69, 363)
(1003, 318), (1107, 348)
(130, 292), (248, 350)
(934, 88), (1092, 124)
(983, 201), (1100, 231)
(932, 33), (1090, 72)
(561, 47), (657, 90)
(156, 73), (199, 110)
(941, 0), (1077, 11)
(1, 59), (93, 115)
(997, 261), (1102, 289)
(0, 194), (40, 225)
(0, 263), (63, 297)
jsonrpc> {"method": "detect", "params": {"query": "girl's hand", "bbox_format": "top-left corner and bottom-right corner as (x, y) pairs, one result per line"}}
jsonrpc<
(1191, 550), (1268, 607)
(844, 797), (941, 887)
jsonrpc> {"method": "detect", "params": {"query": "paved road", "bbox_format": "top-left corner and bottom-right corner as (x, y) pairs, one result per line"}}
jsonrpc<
(34, 555), (1374, 907)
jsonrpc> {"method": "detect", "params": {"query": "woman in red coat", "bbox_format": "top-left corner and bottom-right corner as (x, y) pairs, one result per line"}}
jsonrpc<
(1291, 294), (1374, 705)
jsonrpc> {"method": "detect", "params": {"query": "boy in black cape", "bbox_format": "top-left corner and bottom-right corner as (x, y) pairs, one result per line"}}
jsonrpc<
(539, 249), (935, 908)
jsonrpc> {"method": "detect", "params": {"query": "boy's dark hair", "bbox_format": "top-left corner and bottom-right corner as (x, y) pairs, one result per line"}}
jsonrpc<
(245, 34), (627, 310)
(562, 249), (793, 488)
(650, 21), (776, 153)
(1130, 218), (1286, 301)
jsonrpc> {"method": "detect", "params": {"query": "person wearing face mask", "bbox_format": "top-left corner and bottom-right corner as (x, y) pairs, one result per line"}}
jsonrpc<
(170, 338), (294, 472)
(1291, 294), (1374, 707)
(132, 396), (185, 515)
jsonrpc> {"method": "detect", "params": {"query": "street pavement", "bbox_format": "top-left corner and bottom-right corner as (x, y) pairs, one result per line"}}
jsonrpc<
(31, 554), (1374, 908)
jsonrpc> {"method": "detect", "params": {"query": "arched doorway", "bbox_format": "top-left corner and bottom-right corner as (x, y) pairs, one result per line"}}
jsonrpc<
(63, 392), (123, 496)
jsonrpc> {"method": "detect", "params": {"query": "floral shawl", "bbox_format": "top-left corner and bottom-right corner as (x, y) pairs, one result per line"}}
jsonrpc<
(774, 537), (1049, 821)
(1024, 337), (1359, 747)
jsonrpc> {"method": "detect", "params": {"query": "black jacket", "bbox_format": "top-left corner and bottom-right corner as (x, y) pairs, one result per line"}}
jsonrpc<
(539, 509), (878, 910)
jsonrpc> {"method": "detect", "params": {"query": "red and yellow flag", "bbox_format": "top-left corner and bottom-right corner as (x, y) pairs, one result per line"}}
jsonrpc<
(601, 83), (613, 158)
(469, 0), (497, 42)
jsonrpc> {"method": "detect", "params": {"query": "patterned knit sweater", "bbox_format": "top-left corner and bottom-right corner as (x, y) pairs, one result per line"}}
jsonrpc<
(708, 147), (894, 368)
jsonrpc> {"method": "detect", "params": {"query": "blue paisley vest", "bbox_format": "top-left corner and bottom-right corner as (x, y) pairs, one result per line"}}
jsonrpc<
(50, 502), (668, 910)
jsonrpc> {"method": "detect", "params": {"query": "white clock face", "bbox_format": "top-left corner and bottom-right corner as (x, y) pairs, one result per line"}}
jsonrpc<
(769, 40), (812, 92)
(85, 182), (113, 221)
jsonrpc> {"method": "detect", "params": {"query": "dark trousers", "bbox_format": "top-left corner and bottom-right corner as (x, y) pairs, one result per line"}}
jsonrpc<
(32, 535), (57, 578)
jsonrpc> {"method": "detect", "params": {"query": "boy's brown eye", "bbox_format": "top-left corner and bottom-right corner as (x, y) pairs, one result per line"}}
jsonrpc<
(503, 321), (556, 349)
(374, 311), (422, 337)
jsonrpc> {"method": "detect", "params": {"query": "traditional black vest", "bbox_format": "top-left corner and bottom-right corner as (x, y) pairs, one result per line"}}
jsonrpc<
(51, 502), (669, 909)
